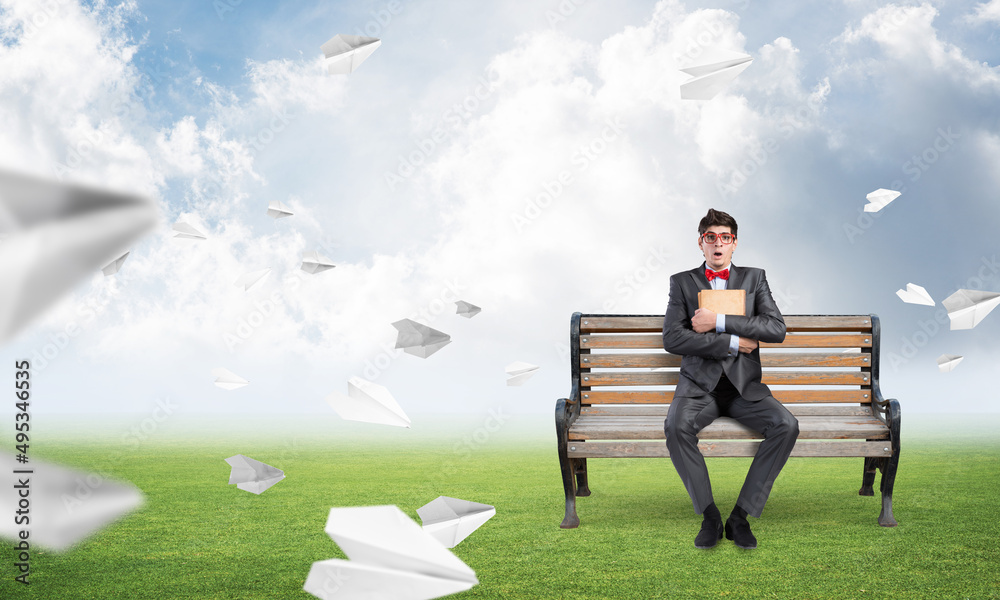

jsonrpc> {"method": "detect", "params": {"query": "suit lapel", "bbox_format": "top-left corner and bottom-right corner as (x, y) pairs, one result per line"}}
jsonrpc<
(690, 263), (710, 291)
(727, 263), (745, 290)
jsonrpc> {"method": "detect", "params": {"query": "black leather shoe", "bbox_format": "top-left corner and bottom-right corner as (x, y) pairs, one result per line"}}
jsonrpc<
(694, 518), (723, 549)
(725, 515), (757, 549)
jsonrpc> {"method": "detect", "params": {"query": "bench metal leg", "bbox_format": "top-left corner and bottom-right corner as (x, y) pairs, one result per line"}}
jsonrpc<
(559, 455), (580, 529)
(859, 456), (878, 496)
(575, 458), (591, 497)
(877, 398), (901, 527)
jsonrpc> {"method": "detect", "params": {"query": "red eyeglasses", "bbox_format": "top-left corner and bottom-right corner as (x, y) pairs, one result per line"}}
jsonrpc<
(700, 232), (736, 244)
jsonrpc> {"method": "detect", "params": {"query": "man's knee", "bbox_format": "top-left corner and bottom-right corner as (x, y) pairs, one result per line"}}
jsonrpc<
(665, 413), (699, 442)
(774, 413), (799, 440)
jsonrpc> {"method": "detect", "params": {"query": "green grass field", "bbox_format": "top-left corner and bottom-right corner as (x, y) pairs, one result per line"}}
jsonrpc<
(3, 414), (999, 599)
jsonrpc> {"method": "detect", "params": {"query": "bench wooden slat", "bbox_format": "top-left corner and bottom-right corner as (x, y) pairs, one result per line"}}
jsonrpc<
(582, 352), (872, 369)
(579, 389), (874, 403)
(566, 440), (893, 458)
(578, 315), (873, 333)
(582, 371), (871, 386)
(581, 405), (875, 417)
(581, 333), (872, 349)
(568, 415), (889, 440)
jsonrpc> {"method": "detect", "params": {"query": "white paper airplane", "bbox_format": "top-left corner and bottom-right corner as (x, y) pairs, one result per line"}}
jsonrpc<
(679, 50), (753, 100)
(301, 251), (336, 274)
(101, 251), (130, 276)
(321, 34), (381, 75)
(455, 300), (481, 318)
(0, 169), (157, 344)
(267, 200), (294, 219)
(864, 188), (901, 213)
(213, 367), (249, 390)
(172, 221), (206, 240)
(303, 505), (479, 600)
(234, 268), (271, 291)
(224, 454), (285, 494)
(936, 354), (963, 372)
(941, 289), (1000, 330)
(392, 318), (451, 358)
(417, 496), (496, 548)
(506, 361), (539, 386)
(0, 452), (143, 551)
(325, 376), (411, 428)
(896, 283), (934, 306)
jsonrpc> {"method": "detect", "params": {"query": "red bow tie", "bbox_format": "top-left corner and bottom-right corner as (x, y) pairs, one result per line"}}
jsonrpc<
(706, 268), (729, 281)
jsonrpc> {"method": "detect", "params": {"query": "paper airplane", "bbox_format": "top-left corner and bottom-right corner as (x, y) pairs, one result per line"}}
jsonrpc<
(301, 251), (336, 274)
(172, 221), (206, 240)
(506, 361), (539, 386)
(0, 169), (157, 345)
(303, 505), (479, 600)
(224, 454), (285, 494)
(392, 318), (451, 358)
(417, 496), (496, 548)
(942, 289), (1000, 330)
(936, 354), (963, 372)
(325, 376), (411, 428)
(101, 251), (130, 276)
(0, 452), (143, 551)
(455, 300), (481, 318)
(864, 188), (901, 213)
(234, 268), (271, 291)
(679, 50), (753, 100)
(321, 34), (381, 75)
(213, 367), (249, 390)
(267, 200), (294, 219)
(896, 283), (934, 306)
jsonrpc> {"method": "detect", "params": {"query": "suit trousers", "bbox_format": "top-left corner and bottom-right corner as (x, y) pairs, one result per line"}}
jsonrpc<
(664, 374), (799, 518)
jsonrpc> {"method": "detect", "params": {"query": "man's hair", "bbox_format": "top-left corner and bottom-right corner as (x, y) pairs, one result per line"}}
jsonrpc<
(697, 208), (738, 238)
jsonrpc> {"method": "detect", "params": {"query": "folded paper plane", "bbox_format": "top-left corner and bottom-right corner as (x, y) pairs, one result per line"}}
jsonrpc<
(417, 496), (495, 548)
(505, 361), (539, 386)
(0, 452), (143, 551)
(224, 454), (285, 494)
(101, 251), (130, 276)
(172, 221), (206, 240)
(234, 268), (271, 291)
(679, 50), (753, 100)
(0, 169), (157, 344)
(896, 283), (934, 306)
(325, 376), (411, 428)
(213, 367), (249, 390)
(392, 318), (451, 358)
(301, 251), (336, 274)
(455, 300), (481, 318)
(267, 200), (294, 219)
(942, 289), (1000, 330)
(936, 354), (963, 372)
(303, 505), (479, 600)
(321, 34), (381, 75)
(864, 188), (901, 213)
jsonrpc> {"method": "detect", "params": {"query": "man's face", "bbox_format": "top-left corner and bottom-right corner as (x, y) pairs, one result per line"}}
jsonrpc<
(698, 225), (737, 272)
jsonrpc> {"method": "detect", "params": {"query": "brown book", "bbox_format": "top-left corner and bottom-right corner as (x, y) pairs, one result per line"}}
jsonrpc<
(698, 289), (746, 315)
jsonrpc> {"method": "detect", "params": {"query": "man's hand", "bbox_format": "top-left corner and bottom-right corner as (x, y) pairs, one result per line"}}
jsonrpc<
(692, 308), (717, 333)
(738, 337), (759, 353)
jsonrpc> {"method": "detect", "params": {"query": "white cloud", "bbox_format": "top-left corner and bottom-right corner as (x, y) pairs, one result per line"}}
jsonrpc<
(968, 0), (1000, 25)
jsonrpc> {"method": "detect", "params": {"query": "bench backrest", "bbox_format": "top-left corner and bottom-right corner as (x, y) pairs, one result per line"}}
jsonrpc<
(571, 314), (883, 411)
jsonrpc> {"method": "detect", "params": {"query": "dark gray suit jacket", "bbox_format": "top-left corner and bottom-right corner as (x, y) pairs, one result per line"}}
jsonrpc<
(662, 264), (786, 401)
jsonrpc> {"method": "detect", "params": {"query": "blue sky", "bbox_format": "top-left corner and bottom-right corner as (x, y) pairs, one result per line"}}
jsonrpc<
(2, 0), (1000, 420)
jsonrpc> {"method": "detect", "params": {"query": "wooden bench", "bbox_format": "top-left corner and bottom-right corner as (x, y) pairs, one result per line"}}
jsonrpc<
(555, 313), (901, 529)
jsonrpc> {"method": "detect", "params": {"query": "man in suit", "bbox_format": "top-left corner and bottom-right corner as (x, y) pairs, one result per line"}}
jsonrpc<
(662, 208), (798, 549)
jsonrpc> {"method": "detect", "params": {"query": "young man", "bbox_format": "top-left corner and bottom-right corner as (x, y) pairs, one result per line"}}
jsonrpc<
(662, 208), (798, 549)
